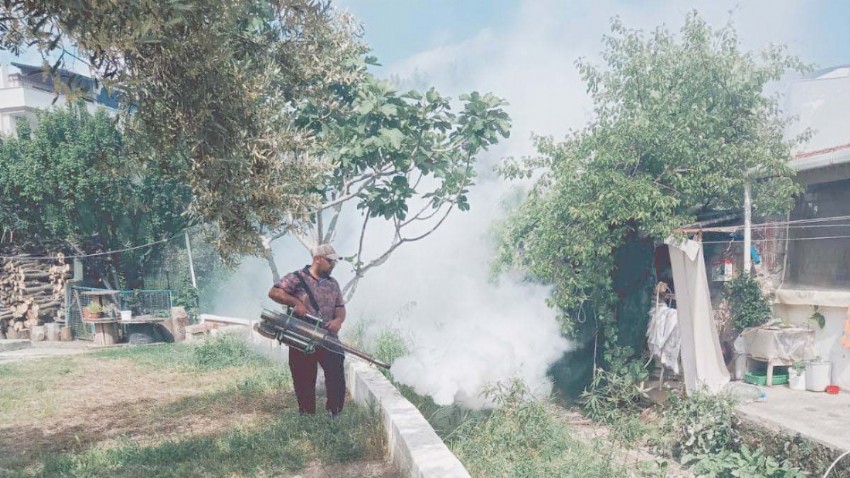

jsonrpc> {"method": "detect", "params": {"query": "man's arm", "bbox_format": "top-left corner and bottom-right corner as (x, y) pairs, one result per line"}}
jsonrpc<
(325, 304), (346, 333)
(268, 286), (308, 317)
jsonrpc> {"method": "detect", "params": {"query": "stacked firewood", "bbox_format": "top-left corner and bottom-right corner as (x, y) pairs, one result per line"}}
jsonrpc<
(0, 254), (70, 335)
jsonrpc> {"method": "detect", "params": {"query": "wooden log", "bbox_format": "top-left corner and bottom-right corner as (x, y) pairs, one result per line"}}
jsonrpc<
(31, 325), (45, 341)
(19, 272), (51, 281)
(60, 326), (73, 341)
(45, 322), (60, 341)
(20, 285), (56, 295)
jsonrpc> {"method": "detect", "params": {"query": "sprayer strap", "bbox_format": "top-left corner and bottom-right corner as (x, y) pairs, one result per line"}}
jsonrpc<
(295, 270), (322, 318)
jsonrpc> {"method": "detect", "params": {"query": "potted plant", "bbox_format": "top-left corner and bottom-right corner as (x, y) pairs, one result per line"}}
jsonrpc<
(83, 302), (103, 321)
(788, 361), (806, 391)
(102, 303), (120, 319)
(808, 305), (826, 330)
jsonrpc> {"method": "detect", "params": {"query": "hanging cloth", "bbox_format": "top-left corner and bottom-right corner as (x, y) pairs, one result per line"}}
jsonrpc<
(665, 237), (730, 394)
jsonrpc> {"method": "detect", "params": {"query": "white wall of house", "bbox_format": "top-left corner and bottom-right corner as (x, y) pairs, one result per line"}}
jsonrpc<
(785, 66), (850, 154)
(0, 64), (112, 137)
(774, 297), (850, 389)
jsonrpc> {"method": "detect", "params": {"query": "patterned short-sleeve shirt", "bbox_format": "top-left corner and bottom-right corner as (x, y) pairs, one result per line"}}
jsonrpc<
(275, 266), (345, 323)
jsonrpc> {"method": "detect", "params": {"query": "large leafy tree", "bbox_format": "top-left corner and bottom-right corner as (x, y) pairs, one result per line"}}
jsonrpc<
(261, 75), (511, 299)
(0, 105), (190, 288)
(496, 14), (807, 377)
(0, 0), (366, 261)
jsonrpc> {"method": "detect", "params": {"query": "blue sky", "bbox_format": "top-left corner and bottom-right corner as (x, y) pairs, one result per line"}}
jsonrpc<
(332, 0), (850, 157)
(339, 1), (850, 71)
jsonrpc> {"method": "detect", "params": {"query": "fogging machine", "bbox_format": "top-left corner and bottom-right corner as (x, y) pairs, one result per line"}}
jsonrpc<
(254, 308), (391, 369)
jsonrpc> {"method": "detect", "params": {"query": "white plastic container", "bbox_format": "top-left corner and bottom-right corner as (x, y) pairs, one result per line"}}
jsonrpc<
(805, 360), (831, 392)
(120, 310), (132, 321)
(788, 369), (806, 391)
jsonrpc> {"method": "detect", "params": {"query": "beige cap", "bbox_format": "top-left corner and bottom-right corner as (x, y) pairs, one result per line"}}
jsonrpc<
(311, 244), (341, 260)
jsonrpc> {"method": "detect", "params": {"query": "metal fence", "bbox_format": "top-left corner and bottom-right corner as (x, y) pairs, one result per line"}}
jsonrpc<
(67, 286), (173, 340)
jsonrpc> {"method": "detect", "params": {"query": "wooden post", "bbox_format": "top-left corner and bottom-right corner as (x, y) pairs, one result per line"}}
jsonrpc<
(93, 322), (119, 346)
(60, 326), (73, 342)
(744, 179), (752, 275)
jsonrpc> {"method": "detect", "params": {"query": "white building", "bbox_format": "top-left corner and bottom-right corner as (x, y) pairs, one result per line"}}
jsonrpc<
(774, 64), (850, 389)
(0, 62), (119, 137)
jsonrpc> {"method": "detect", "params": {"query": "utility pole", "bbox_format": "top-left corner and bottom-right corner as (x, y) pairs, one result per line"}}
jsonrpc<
(184, 230), (197, 288)
(743, 180), (752, 275)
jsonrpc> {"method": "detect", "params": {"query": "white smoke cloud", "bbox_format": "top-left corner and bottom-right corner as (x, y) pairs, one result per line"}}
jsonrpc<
(214, 0), (819, 408)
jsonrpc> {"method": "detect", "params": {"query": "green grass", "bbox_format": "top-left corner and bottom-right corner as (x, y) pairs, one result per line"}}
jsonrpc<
(1, 335), (387, 477)
(92, 333), (266, 371)
(5, 406), (385, 478)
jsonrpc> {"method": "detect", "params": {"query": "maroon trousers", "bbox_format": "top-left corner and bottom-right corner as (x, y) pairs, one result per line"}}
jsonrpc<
(289, 347), (345, 415)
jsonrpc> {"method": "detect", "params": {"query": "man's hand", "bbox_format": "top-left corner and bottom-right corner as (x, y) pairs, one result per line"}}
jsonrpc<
(292, 302), (308, 318)
(325, 318), (344, 333)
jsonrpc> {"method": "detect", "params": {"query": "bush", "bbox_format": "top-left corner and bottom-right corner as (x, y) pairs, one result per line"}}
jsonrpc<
(686, 445), (806, 478)
(659, 392), (807, 478)
(724, 274), (772, 331)
(581, 369), (649, 425)
(659, 391), (739, 458)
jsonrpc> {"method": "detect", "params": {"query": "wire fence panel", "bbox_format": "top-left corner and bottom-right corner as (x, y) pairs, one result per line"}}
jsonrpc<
(67, 286), (173, 340)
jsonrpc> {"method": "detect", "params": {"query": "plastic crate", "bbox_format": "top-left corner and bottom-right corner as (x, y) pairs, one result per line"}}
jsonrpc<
(744, 371), (789, 386)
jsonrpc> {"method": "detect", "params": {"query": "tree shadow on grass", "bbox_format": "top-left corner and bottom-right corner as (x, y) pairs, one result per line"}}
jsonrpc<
(2, 400), (385, 478)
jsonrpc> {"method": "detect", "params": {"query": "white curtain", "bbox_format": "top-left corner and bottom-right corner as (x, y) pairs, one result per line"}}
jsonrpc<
(666, 238), (730, 394)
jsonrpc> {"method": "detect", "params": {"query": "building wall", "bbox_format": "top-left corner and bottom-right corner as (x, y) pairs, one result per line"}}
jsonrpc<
(774, 302), (850, 389)
(0, 64), (113, 137)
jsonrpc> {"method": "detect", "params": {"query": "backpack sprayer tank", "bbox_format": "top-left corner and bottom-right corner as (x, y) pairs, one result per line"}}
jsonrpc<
(254, 308), (391, 369)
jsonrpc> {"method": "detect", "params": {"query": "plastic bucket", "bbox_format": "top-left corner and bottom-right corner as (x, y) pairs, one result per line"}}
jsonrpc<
(805, 361), (831, 392)
(120, 310), (132, 321)
(788, 370), (806, 391)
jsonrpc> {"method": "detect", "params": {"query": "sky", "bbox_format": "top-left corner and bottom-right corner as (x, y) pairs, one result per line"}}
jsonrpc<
(340, 1), (850, 69)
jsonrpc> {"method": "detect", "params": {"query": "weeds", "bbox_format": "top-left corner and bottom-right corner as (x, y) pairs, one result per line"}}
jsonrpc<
(580, 368), (652, 442)
(449, 381), (629, 477)
(193, 333), (265, 370)
(655, 390), (807, 477)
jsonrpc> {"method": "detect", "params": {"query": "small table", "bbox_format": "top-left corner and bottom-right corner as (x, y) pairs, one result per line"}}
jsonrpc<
(118, 315), (168, 344)
(742, 326), (816, 386)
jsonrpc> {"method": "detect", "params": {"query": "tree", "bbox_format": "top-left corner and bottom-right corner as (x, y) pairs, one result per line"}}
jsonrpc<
(0, 105), (190, 289)
(260, 74), (511, 299)
(1, 1), (511, 301)
(495, 13), (807, 377)
(0, 0), (367, 261)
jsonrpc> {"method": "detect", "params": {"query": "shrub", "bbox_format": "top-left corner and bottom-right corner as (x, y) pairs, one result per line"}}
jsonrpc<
(580, 369), (649, 421)
(659, 392), (807, 478)
(659, 391), (739, 458)
(724, 274), (772, 331)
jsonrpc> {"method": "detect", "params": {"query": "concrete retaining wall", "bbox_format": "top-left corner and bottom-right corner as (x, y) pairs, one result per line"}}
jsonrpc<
(346, 360), (470, 478)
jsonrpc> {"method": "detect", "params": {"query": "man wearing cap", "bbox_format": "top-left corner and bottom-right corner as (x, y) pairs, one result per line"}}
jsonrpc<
(268, 244), (347, 416)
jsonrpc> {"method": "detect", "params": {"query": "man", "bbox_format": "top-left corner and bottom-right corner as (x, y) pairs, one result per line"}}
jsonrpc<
(268, 244), (346, 416)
